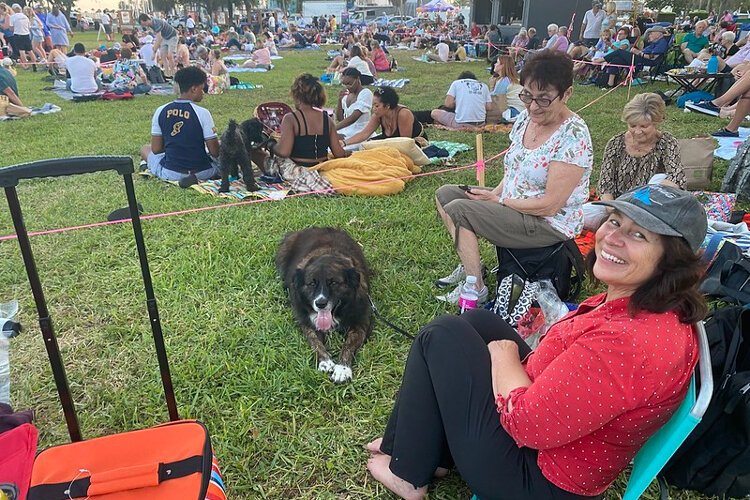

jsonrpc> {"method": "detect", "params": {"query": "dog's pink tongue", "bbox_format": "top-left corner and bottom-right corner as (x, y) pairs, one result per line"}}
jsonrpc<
(316, 310), (333, 331)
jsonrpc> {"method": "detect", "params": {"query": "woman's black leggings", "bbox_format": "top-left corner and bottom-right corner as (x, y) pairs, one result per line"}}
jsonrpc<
(379, 309), (600, 500)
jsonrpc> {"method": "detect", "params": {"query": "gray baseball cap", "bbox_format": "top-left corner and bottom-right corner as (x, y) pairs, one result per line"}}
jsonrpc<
(593, 185), (707, 252)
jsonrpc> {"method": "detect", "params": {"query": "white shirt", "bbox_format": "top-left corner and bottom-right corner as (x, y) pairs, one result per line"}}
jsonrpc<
(139, 43), (156, 67)
(582, 9), (606, 39)
(10, 13), (30, 36)
(67, 55), (99, 93)
(186, 17), (195, 28)
(268, 16), (276, 29)
(101, 12), (110, 25)
(436, 42), (449, 62)
(339, 88), (373, 139)
(347, 56), (372, 77)
(447, 78), (491, 123)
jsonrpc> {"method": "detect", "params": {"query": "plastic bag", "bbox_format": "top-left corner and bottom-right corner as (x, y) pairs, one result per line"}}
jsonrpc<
(524, 280), (569, 350)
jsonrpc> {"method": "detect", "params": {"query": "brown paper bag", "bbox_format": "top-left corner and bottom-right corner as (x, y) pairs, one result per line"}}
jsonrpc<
(485, 94), (507, 124)
(679, 137), (715, 190)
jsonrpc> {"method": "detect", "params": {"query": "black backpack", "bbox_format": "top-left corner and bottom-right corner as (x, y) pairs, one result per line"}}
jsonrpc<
(722, 135), (750, 202)
(490, 241), (584, 325)
(662, 306), (750, 498)
(147, 65), (166, 84)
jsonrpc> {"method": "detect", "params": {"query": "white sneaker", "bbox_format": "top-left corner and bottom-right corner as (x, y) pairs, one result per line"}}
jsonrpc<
(435, 264), (465, 288)
(436, 283), (489, 305)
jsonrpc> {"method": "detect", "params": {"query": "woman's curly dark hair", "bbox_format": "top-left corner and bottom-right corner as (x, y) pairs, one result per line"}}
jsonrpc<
(291, 73), (326, 108)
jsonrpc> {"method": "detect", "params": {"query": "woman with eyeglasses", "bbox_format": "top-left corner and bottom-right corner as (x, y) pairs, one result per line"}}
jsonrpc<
(342, 86), (426, 147)
(434, 49), (592, 305)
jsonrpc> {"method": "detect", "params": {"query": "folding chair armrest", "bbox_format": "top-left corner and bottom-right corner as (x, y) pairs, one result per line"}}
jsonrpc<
(692, 322), (714, 419)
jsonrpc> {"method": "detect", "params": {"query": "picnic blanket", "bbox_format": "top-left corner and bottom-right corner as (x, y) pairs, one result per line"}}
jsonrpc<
(311, 147), (419, 196)
(227, 66), (271, 73)
(223, 54), (283, 61)
(51, 81), (175, 101)
(0, 103), (61, 121)
(411, 56), (481, 63)
(714, 126), (750, 160)
(229, 83), (263, 90)
(373, 78), (410, 88)
(139, 169), (290, 200)
(191, 178), (289, 200)
(427, 141), (473, 164)
(429, 122), (513, 134)
(278, 44), (320, 50)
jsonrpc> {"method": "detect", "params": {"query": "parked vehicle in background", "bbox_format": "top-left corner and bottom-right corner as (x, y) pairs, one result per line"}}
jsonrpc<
(387, 15), (414, 28)
(348, 7), (397, 27)
(167, 15), (187, 28)
(369, 15), (390, 28)
(303, 1), (346, 24)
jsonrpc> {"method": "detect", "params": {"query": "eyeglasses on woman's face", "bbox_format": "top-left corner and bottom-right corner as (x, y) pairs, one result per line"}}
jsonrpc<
(518, 91), (561, 108)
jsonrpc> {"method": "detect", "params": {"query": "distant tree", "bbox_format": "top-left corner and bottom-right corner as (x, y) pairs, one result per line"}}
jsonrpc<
(153, 0), (177, 13)
(58, 0), (76, 17)
(646, 0), (689, 10)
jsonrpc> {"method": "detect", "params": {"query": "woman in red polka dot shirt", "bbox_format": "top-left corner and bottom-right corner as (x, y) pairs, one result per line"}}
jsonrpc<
(366, 185), (707, 500)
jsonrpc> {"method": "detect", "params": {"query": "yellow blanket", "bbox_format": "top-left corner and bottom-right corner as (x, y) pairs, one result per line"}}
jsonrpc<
(310, 147), (421, 196)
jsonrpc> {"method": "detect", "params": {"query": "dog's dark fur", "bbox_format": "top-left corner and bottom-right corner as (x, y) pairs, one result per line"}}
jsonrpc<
(275, 227), (373, 383)
(218, 118), (268, 193)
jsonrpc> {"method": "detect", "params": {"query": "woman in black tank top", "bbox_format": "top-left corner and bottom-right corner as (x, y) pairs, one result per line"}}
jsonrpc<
(344, 86), (426, 147)
(265, 73), (348, 168)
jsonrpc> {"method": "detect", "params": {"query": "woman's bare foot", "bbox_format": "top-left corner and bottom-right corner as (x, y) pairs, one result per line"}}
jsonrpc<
(367, 453), (428, 500)
(366, 437), (384, 454)
(366, 438), (449, 478)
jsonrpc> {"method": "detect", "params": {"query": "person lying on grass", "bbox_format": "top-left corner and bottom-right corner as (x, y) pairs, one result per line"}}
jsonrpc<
(139, 66), (220, 188)
(366, 184), (707, 500)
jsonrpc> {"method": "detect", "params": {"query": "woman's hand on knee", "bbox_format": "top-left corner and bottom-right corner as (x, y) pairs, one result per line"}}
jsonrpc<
(466, 189), (500, 203)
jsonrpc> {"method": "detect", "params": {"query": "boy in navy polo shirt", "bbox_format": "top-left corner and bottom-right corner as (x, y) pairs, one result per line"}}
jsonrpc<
(139, 66), (220, 187)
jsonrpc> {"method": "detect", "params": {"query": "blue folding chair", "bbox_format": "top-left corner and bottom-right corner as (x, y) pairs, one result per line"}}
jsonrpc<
(621, 322), (713, 500)
(472, 322), (713, 500)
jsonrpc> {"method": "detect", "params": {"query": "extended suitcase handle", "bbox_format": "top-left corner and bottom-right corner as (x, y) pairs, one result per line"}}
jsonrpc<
(0, 156), (134, 187)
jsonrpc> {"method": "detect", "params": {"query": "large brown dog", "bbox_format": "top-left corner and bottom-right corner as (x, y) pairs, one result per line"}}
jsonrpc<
(275, 227), (373, 383)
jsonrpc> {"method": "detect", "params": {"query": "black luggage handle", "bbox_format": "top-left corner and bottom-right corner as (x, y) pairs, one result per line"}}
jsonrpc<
(4, 157), (179, 442)
(0, 156), (134, 187)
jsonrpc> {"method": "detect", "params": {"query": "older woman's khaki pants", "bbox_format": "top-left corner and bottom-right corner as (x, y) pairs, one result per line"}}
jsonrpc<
(436, 184), (567, 249)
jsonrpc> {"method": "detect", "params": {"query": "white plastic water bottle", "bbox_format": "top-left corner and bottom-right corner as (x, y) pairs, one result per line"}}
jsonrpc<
(0, 300), (22, 405)
(458, 276), (480, 314)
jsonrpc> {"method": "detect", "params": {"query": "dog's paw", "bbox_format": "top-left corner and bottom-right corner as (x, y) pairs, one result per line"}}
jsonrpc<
(330, 364), (352, 384)
(318, 359), (336, 373)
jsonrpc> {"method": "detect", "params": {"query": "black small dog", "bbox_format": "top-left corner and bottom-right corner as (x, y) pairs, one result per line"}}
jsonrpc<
(276, 227), (373, 383)
(218, 118), (269, 193)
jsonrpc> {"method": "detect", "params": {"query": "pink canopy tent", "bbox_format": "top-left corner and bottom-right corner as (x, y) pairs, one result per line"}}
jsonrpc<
(417, 0), (458, 13)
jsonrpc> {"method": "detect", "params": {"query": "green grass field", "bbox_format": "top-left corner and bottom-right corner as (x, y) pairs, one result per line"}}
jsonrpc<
(0, 32), (728, 499)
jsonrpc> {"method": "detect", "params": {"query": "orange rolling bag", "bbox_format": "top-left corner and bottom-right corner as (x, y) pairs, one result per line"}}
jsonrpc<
(0, 157), (226, 500)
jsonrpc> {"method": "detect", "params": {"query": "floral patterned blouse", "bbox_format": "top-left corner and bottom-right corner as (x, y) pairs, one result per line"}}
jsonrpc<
(597, 131), (685, 198)
(502, 109), (593, 239)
